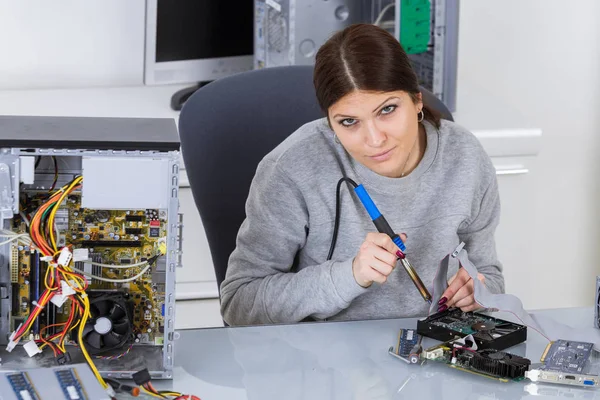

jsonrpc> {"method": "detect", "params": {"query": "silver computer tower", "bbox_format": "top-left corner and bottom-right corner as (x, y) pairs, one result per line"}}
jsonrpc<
(0, 116), (182, 380)
(254, 0), (459, 111)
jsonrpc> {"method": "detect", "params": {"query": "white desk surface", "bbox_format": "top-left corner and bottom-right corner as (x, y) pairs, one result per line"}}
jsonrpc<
(145, 307), (597, 400)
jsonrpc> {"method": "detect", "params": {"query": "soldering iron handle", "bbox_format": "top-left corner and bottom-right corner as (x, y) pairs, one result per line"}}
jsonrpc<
(353, 185), (407, 253)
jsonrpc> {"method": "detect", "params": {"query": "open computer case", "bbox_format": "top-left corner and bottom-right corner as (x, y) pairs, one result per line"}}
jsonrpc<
(0, 116), (182, 380)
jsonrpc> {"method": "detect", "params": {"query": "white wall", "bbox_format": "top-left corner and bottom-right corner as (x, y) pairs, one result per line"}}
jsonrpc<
(458, 0), (600, 309)
(0, 1), (145, 89)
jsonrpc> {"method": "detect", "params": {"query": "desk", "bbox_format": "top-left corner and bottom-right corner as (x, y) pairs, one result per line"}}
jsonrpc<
(147, 307), (599, 400)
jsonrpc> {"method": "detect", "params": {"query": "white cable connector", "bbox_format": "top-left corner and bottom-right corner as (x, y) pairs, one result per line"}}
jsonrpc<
(23, 340), (42, 357)
(6, 340), (18, 352)
(50, 294), (68, 308)
(6, 326), (22, 352)
(105, 385), (116, 398)
(51, 280), (78, 307)
(57, 247), (73, 266)
(61, 280), (77, 296)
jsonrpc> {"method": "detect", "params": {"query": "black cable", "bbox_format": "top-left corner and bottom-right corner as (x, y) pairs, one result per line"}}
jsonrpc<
(34, 156), (41, 169)
(49, 156), (58, 192)
(326, 177), (358, 261)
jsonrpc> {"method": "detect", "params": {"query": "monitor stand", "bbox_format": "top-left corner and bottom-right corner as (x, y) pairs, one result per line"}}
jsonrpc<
(170, 81), (213, 111)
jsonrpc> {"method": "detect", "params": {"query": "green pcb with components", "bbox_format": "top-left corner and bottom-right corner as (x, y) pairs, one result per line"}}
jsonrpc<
(399, 0), (431, 54)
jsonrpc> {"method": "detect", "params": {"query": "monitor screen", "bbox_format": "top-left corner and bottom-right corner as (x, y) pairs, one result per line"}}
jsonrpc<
(156, 1), (253, 63)
(144, 0), (255, 85)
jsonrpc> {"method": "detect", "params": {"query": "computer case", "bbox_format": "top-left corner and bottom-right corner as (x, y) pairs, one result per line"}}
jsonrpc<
(0, 115), (182, 380)
(254, 0), (459, 111)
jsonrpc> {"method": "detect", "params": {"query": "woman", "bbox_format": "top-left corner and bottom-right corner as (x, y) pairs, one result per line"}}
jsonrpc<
(220, 24), (504, 326)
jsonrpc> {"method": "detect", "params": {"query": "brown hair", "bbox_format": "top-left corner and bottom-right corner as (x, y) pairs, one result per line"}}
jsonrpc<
(313, 23), (440, 128)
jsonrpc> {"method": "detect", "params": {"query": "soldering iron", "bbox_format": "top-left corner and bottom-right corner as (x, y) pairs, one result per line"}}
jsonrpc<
(353, 183), (432, 304)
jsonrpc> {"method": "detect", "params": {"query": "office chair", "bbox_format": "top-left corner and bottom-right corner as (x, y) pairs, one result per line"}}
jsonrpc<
(178, 65), (453, 295)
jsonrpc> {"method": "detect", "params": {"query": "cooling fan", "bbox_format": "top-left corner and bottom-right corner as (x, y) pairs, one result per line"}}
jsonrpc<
(417, 308), (527, 350)
(79, 292), (134, 355)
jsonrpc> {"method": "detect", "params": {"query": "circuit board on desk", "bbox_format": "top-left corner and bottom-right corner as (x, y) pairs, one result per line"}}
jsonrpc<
(540, 340), (595, 374)
(10, 192), (167, 355)
(422, 338), (531, 382)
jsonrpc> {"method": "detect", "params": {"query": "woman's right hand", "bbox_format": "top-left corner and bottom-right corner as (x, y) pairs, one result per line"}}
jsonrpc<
(352, 232), (407, 288)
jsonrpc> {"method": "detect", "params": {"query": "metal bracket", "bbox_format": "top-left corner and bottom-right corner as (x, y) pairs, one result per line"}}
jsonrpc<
(0, 163), (14, 220)
(176, 213), (184, 268)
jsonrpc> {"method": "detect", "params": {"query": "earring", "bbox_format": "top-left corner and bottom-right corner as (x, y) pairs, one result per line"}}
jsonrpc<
(334, 135), (340, 144)
(418, 110), (424, 122)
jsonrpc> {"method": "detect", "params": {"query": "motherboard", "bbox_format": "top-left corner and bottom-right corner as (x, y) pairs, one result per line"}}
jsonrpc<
(10, 192), (167, 355)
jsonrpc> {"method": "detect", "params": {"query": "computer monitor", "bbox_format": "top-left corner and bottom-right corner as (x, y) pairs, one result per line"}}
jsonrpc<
(144, 0), (254, 86)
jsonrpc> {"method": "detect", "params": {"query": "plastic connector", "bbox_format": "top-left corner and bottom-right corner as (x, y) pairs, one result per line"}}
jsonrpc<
(56, 352), (71, 365)
(23, 340), (42, 357)
(50, 294), (68, 308)
(57, 247), (73, 267)
(106, 378), (141, 397)
(61, 280), (77, 296)
(6, 329), (21, 352)
(6, 340), (18, 353)
(132, 368), (151, 386)
(105, 385), (116, 399)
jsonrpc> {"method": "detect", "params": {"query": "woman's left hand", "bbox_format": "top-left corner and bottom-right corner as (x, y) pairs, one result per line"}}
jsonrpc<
(437, 268), (485, 312)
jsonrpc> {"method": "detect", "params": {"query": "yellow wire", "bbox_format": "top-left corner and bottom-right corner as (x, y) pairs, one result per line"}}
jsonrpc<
(77, 293), (108, 389)
(141, 387), (166, 399)
(59, 270), (86, 292)
(48, 176), (82, 251)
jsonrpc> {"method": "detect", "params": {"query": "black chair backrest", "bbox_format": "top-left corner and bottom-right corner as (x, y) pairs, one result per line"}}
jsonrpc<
(178, 65), (453, 292)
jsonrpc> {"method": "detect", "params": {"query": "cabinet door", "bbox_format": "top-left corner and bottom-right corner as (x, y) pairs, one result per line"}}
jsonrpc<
(493, 157), (539, 309)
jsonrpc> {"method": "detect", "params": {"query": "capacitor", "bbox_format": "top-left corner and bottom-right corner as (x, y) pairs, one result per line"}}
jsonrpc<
(84, 234), (90, 240)
(137, 333), (142, 338)
(126, 211), (131, 215)
(73, 211), (79, 217)
(135, 338), (140, 343)
(114, 235), (120, 240)
(109, 233), (115, 238)
(18, 246), (23, 251)
(133, 236), (139, 240)
(147, 328), (152, 333)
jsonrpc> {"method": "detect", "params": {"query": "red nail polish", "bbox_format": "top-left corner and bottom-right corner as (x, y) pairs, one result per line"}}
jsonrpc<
(396, 250), (405, 259)
(437, 304), (448, 313)
(438, 297), (447, 305)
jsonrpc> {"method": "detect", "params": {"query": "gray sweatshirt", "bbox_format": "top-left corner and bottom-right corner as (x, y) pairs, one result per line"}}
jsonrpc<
(220, 118), (504, 326)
